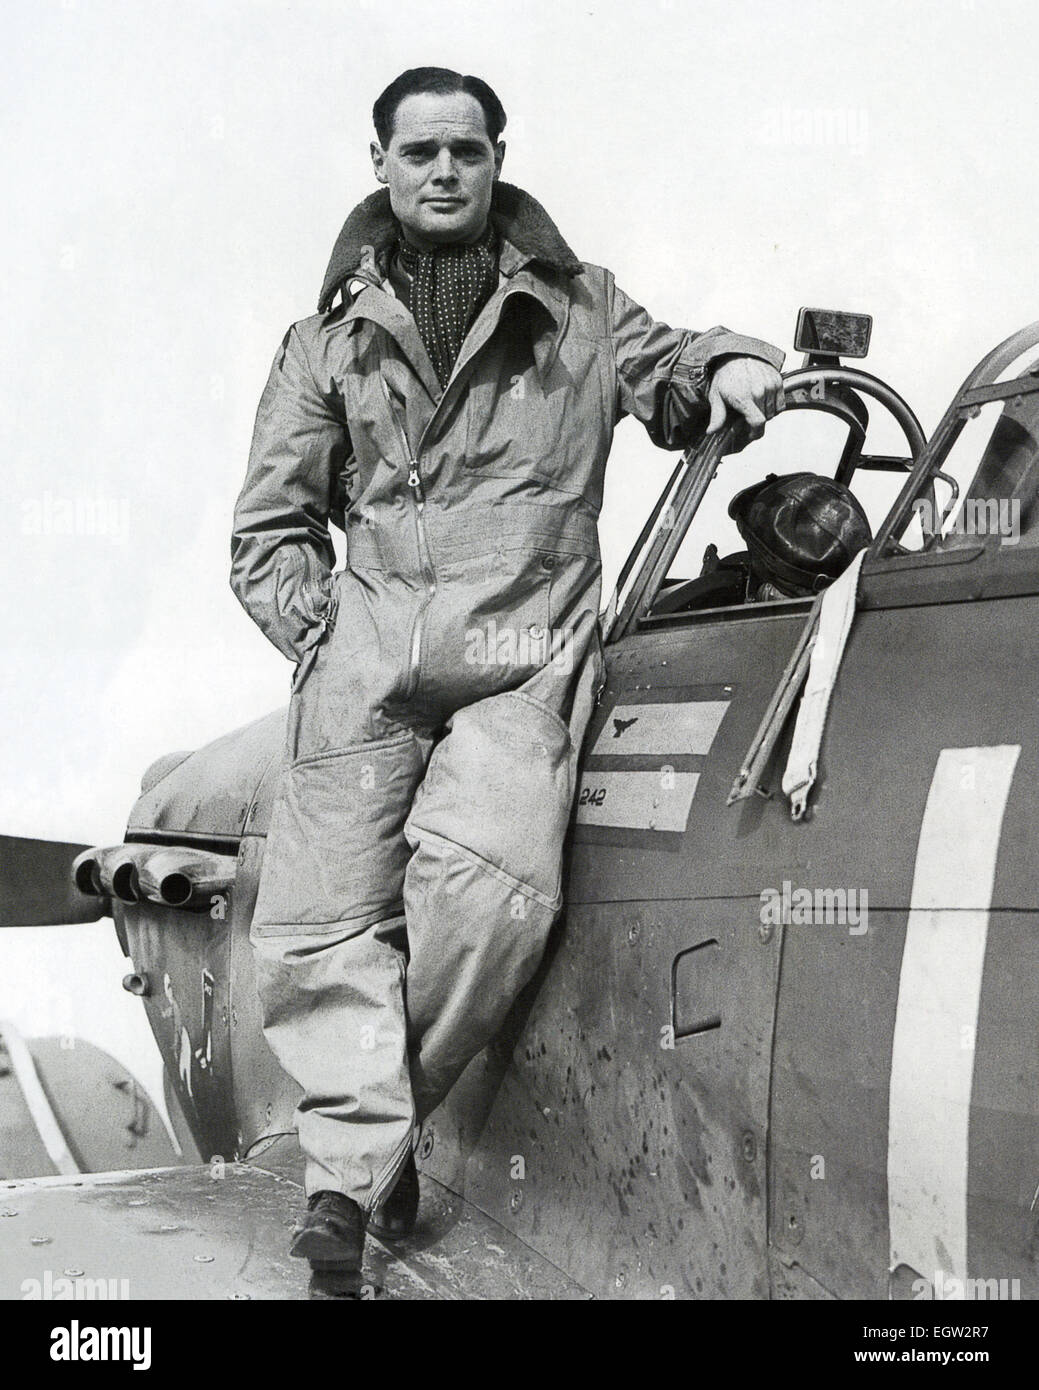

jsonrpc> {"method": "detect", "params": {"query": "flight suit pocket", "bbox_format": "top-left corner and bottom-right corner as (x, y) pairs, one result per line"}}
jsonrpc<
(253, 732), (425, 935)
(404, 691), (573, 906)
(289, 566), (342, 695)
(447, 548), (557, 698)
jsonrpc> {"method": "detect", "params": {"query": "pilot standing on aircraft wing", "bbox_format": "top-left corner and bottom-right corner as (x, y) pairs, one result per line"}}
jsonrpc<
(230, 66), (785, 1294)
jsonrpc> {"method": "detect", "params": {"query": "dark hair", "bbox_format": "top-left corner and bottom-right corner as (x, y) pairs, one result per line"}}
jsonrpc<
(373, 67), (506, 147)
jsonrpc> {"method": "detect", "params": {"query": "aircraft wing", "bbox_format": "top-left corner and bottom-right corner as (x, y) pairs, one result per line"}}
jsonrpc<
(0, 1135), (588, 1300)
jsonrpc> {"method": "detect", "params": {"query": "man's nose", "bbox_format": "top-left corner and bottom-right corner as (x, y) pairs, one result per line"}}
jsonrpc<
(431, 149), (458, 183)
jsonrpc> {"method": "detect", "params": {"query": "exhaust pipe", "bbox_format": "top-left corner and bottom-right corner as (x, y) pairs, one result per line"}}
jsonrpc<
(71, 843), (237, 910)
(72, 844), (152, 902)
(135, 847), (238, 909)
(87, 844), (159, 904)
(71, 847), (104, 897)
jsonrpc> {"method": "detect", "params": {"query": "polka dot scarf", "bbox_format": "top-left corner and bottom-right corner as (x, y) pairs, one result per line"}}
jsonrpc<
(396, 223), (499, 388)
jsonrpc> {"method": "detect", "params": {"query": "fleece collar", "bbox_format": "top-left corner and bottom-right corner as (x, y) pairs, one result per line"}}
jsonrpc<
(317, 181), (582, 312)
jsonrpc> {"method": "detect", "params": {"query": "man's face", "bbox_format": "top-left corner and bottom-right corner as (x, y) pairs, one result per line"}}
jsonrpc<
(371, 91), (504, 247)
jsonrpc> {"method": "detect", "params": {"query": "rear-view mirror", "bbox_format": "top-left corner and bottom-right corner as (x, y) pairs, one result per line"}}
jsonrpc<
(794, 307), (873, 359)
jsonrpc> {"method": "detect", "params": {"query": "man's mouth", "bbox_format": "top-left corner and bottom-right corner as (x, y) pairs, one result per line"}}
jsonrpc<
(424, 197), (465, 208)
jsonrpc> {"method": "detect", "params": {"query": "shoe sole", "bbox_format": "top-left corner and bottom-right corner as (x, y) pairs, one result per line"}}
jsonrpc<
(289, 1223), (364, 1264)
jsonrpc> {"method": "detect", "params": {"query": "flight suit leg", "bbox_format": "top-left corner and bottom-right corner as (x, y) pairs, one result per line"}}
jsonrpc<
(402, 644), (603, 1120)
(251, 915), (415, 1207)
(248, 595), (436, 1211)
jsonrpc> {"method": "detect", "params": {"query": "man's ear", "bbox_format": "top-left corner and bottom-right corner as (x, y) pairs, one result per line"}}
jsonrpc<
(371, 141), (388, 184)
(493, 141), (505, 180)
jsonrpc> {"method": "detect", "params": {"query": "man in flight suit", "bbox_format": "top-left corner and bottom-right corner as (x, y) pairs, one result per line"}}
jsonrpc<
(230, 66), (785, 1293)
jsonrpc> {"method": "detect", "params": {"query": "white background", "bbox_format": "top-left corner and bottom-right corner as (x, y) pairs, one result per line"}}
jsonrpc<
(1, 0), (1036, 1104)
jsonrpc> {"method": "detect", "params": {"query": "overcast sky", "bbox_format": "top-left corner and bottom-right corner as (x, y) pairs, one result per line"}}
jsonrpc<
(4, 0), (1037, 841)
(1, 0), (1037, 1083)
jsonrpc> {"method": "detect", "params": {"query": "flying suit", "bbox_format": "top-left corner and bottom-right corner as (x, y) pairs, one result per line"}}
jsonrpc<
(230, 182), (784, 1210)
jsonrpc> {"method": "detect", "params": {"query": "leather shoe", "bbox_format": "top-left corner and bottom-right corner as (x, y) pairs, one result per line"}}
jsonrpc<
(367, 1150), (419, 1240)
(290, 1190), (365, 1267)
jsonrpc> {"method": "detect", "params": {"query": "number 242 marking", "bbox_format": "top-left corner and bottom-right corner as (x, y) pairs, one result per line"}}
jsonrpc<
(579, 786), (607, 807)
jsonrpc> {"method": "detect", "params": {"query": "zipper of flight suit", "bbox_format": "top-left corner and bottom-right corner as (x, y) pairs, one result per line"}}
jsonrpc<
(377, 285), (527, 697)
(379, 375), (437, 698)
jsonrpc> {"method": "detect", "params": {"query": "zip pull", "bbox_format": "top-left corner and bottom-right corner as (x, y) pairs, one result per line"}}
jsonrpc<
(407, 463), (425, 502)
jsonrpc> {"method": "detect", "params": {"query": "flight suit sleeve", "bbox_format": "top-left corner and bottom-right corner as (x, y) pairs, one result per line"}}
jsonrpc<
(606, 275), (785, 450)
(230, 324), (351, 664)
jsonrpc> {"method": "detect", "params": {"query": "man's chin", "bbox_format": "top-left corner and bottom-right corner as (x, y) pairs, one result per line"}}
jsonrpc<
(409, 209), (486, 245)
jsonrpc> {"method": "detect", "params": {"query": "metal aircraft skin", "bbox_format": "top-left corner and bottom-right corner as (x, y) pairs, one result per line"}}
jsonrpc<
(3, 312), (1038, 1301)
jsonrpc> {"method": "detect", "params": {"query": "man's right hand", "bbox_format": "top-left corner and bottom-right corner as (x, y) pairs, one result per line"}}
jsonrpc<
(706, 356), (785, 452)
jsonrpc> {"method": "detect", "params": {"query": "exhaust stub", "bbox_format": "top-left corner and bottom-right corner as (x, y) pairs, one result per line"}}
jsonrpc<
(72, 843), (238, 912)
(135, 847), (238, 910)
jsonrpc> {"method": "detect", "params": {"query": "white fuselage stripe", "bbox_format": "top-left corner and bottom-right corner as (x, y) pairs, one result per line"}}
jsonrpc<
(888, 745), (1020, 1291)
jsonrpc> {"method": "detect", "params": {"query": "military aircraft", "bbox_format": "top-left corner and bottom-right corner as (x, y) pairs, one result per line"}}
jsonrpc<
(2, 309), (1037, 1301)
